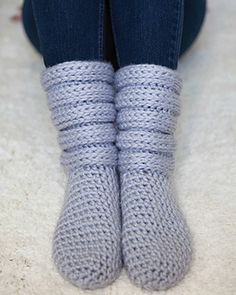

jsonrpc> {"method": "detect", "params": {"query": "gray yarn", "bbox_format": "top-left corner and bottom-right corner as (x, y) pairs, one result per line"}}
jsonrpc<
(41, 61), (122, 289)
(115, 64), (192, 290)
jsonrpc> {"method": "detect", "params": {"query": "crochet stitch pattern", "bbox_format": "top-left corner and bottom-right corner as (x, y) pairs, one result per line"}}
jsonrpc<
(115, 64), (192, 290)
(41, 61), (122, 289)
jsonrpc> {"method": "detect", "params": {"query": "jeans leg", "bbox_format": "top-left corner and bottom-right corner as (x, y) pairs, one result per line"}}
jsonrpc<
(30, 0), (106, 67)
(22, 0), (119, 69)
(109, 0), (184, 70)
(22, 0), (206, 68)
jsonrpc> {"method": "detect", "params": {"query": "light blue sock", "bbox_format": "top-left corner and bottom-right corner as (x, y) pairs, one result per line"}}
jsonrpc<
(115, 64), (192, 290)
(42, 61), (122, 289)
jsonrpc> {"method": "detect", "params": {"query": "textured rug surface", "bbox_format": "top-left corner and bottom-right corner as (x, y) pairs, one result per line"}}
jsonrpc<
(0, 1), (235, 294)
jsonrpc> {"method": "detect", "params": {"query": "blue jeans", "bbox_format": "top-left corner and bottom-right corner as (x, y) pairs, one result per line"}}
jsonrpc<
(23, 0), (206, 70)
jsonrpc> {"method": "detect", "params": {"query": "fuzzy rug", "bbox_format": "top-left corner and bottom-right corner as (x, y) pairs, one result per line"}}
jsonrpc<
(0, 1), (235, 294)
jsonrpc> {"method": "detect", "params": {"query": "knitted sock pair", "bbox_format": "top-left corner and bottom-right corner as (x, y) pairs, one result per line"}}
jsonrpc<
(41, 61), (191, 291)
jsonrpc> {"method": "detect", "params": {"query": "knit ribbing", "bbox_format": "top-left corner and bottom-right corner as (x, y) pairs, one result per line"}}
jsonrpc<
(42, 61), (117, 170)
(42, 61), (122, 289)
(115, 64), (181, 175)
(115, 64), (192, 290)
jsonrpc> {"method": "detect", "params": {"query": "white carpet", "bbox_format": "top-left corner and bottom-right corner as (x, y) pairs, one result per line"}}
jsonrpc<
(0, 1), (235, 294)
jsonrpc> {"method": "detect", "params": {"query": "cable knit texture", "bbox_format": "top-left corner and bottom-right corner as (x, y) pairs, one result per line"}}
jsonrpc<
(41, 61), (122, 289)
(115, 64), (192, 290)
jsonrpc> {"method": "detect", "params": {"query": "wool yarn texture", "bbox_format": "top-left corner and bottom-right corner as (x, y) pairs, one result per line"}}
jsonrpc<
(115, 64), (192, 290)
(41, 61), (122, 289)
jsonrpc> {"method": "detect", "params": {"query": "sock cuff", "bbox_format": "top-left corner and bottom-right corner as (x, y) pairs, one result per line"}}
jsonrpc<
(115, 64), (182, 94)
(41, 60), (117, 170)
(41, 60), (114, 91)
(114, 64), (182, 175)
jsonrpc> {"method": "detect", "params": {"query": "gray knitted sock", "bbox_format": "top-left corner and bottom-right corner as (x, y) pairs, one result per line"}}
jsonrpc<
(41, 61), (122, 289)
(115, 64), (192, 290)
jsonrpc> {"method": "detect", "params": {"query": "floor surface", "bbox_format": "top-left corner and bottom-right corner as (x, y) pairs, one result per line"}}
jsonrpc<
(0, 1), (235, 294)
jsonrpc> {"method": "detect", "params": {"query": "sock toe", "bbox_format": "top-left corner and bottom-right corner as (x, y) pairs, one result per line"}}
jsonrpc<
(53, 245), (121, 289)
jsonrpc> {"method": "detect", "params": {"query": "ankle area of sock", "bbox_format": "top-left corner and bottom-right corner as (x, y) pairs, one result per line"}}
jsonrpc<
(114, 63), (182, 93)
(41, 60), (114, 90)
(119, 169), (171, 186)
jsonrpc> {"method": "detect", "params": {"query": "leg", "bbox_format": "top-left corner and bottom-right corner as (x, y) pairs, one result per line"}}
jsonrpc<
(110, 0), (194, 290)
(110, 0), (184, 70)
(22, 0), (119, 69)
(22, 0), (206, 66)
(31, 0), (122, 289)
(31, 0), (105, 67)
